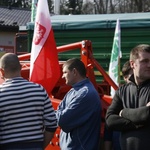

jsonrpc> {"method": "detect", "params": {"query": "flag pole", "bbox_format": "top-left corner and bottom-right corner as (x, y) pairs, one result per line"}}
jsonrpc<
(118, 54), (121, 86)
(118, 19), (121, 86)
(31, 0), (38, 22)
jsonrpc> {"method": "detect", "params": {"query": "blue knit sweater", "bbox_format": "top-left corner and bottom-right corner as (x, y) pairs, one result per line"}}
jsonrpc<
(56, 78), (101, 150)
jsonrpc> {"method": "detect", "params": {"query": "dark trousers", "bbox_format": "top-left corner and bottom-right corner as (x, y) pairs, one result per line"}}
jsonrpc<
(0, 141), (43, 150)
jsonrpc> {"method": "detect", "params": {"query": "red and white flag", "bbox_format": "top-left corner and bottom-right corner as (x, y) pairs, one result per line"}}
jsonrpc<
(30, 0), (60, 94)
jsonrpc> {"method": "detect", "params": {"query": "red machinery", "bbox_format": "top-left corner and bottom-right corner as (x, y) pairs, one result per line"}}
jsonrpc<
(18, 40), (117, 150)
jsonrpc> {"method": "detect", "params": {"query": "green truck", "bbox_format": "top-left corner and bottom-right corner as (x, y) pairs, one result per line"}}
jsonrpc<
(16, 12), (150, 82)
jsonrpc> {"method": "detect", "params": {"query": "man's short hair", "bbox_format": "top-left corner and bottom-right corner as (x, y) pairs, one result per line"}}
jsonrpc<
(63, 58), (86, 77)
(0, 53), (21, 72)
(130, 44), (150, 61)
(122, 60), (132, 77)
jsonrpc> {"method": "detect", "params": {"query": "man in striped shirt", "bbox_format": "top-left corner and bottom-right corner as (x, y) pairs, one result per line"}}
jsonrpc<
(0, 53), (57, 150)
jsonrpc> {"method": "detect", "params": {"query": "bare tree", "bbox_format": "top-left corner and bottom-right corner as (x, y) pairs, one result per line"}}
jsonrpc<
(83, 0), (150, 14)
(93, 0), (110, 14)
(2, 0), (150, 14)
(112, 0), (150, 13)
(82, 0), (94, 14)
(60, 0), (83, 14)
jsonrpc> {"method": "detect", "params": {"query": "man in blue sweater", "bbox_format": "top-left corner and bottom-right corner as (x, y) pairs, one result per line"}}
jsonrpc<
(56, 58), (101, 150)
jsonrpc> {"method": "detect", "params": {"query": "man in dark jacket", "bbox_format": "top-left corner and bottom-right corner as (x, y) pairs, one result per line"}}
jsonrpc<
(106, 44), (150, 150)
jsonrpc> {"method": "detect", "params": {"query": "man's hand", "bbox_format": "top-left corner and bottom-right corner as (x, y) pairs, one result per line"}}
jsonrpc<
(146, 102), (150, 106)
